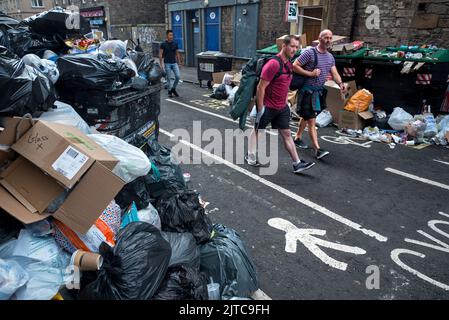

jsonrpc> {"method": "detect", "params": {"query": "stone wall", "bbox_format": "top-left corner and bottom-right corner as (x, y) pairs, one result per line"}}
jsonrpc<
(221, 6), (234, 55)
(258, 0), (290, 50)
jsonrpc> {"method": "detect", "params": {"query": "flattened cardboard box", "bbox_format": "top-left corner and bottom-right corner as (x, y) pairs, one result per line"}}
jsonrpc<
(12, 120), (118, 189)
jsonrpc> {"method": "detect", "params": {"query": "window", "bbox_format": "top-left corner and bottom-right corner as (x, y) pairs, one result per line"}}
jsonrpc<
(171, 11), (184, 50)
(31, 0), (43, 7)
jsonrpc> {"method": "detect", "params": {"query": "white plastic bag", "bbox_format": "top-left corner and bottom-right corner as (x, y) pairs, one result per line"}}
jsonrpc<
(138, 203), (162, 230)
(88, 134), (151, 183)
(423, 113), (438, 138)
(0, 259), (29, 300)
(22, 54), (59, 84)
(388, 107), (413, 131)
(316, 110), (333, 127)
(39, 101), (91, 134)
(99, 40), (127, 59)
(222, 73), (234, 86)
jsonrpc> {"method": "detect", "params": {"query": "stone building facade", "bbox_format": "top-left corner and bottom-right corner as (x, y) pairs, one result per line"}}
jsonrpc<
(0, 0), (56, 20)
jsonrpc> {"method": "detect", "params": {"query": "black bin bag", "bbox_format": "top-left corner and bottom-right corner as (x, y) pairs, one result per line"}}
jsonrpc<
(78, 223), (172, 300)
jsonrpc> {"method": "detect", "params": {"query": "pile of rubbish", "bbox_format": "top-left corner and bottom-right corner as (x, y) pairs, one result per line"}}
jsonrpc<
(0, 8), (259, 300)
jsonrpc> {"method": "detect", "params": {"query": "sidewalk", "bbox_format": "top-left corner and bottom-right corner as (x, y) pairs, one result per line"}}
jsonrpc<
(179, 65), (199, 85)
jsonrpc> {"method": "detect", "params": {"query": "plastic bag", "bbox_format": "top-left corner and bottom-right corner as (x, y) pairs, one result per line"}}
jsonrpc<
(388, 107), (414, 131)
(88, 134), (151, 183)
(152, 265), (209, 300)
(0, 46), (56, 116)
(344, 89), (373, 112)
(423, 113), (438, 138)
(99, 40), (127, 59)
(23, 8), (90, 38)
(199, 224), (258, 299)
(222, 73), (234, 86)
(57, 53), (135, 90)
(148, 62), (164, 83)
(13, 229), (62, 266)
(121, 202), (161, 230)
(156, 190), (213, 245)
(79, 222), (171, 300)
(161, 232), (200, 269)
(0, 259), (29, 300)
(21, 54), (59, 84)
(434, 115), (449, 145)
(115, 176), (151, 210)
(211, 84), (228, 100)
(53, 200), (121, 254)
(127, 50), (154, 73)
(38, 101), (91, 134)
(143, 140), (186, 198)
(316, 110), (333, 127)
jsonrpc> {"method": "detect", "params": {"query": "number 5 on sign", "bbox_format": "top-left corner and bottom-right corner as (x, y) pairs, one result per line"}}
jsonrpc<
(286, 1), (298, 23)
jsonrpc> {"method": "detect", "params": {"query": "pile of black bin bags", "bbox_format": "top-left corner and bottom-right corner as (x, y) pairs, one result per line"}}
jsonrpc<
(74, 140), (259, 300)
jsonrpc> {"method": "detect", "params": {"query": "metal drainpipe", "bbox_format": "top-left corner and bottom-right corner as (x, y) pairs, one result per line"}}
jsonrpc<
(349, 0), (359, 41)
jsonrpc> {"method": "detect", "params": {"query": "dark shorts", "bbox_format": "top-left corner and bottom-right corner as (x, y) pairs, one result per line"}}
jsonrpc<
(296, 91), (327, 121)
(257, 105), (291, 130)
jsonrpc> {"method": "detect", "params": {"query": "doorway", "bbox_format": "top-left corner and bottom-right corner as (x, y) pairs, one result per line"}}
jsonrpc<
(186, 9), (201, 66)
(302, 7), (323, 46)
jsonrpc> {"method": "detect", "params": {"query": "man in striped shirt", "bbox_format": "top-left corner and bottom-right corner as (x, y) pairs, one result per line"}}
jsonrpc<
(292, 29), (346, 160)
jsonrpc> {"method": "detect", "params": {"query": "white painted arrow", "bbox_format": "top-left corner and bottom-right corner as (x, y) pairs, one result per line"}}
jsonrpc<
(268, 218), (366, 271)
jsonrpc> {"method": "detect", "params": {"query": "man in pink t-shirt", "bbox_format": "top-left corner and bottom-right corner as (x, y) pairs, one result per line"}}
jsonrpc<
(246, 35), (315, 174)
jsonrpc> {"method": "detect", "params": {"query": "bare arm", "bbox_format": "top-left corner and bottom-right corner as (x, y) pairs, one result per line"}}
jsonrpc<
(256, 79), (270, 112)
(293, 59), (320, 78)
(159, 48), (164, 69)
(176, 49), (181, 65)
(331, 66), (344, 90)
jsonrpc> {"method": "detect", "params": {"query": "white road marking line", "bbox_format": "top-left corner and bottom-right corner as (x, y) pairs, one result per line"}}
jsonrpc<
(385, 167), (449, 191)
(166, 98), (278, 136)
(434, 159), (449, 166)
(160, 128), (388, 242)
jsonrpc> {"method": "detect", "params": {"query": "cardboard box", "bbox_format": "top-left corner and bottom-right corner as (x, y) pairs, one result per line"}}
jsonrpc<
(12, 120), (118, 189)
(324, 80), (357, 124)
(338, 110), (374, 130)
(212, 71), (237, 85)
(0, 120), (126, 234)
(231, 72), (242, 86)
(0, 117), (34, 168)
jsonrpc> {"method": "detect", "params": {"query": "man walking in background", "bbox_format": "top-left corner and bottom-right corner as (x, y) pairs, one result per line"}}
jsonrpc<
(159, 30), (181, 98)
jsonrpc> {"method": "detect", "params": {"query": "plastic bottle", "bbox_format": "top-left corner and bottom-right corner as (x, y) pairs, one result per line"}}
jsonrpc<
(207, 277), (221, 300)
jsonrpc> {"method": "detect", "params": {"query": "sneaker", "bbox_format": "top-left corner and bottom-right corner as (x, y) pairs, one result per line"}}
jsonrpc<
(293, 160), (315, 173)
(172, 89), (179, 97)
(168, 90), (173, 98)
(244, 155), (261, 167)
(315, 149), (330, 160)
(294, 138), (309, 149)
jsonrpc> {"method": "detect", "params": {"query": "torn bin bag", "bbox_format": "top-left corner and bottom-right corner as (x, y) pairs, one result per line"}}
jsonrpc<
(156, 190), (213, 245)
(0, 46), (56, 116)
(78, 223), (171, 300)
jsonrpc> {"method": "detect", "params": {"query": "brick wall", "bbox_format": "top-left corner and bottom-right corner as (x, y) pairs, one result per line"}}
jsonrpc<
(327, 0), (449, 48)
(258, 0), (290, 50)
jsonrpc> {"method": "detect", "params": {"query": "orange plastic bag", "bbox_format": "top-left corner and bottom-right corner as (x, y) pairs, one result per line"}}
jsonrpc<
(344, 89), (373, 112)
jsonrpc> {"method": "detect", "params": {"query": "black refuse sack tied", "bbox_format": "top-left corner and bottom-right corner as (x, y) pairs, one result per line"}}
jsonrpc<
(210, 84), (228, 100)
(78, 223), (171, 300)
(152, 265), (209, 300)
(0, 46), (56, 116)
(156, 190), (213, 245)
(143, 140), (186, 198)
(22, 8), (90, 38)
(57, 53), (135, 91)
(162, 232), (200, 269)
(200, 224), (258, 299)
(115, 176), (151, 210)
(127, 50), (154, 73)
(6, 27), (66, 58)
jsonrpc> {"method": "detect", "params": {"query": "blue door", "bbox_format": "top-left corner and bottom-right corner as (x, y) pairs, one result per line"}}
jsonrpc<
(171, 11), (183, 50)
(205, 8), (219, 51)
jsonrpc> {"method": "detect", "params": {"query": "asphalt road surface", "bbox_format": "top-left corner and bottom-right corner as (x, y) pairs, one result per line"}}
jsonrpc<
(157, 81), (449, 300)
